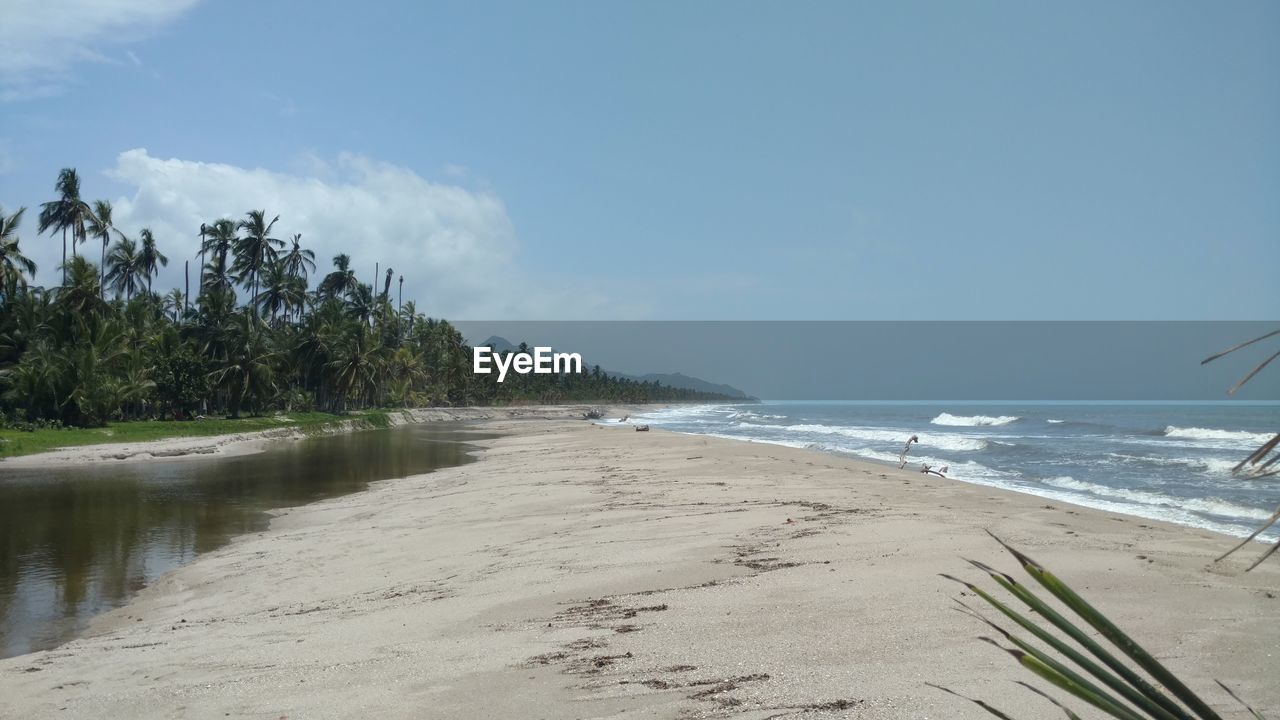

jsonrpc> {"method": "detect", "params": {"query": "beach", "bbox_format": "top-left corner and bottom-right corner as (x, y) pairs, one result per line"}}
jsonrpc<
(0, 418), (1275, 719)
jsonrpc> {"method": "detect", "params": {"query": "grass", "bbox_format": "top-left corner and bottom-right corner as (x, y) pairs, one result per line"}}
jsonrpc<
(0, 410), (394, 459)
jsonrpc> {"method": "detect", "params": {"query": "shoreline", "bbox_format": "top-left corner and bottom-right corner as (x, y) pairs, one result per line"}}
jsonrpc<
(1, 419), (1275, 718)
(0, 404), (650, 468)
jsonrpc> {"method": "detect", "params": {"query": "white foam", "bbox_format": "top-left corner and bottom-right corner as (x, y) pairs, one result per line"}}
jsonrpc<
(1047, 419), (1065, 424)
(1105, 453), (1239, 476)
(1163, 426), (1274, 445)
(749, 423), (989, 452)
(931, 413), (1019, 427)
(1041, 476), (1273, 522)
(728, 410), (786, 421)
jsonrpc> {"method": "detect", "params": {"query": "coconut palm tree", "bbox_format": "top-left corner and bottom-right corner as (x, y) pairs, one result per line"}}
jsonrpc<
(138, 228), (169, 296)
(346, 283), (375, 327)
(318, 253), (358, 299)
(201, 252), (236, 300)
(0, 206), (37, 297)
(381, 267), (394, 300)
(86, 200), (122, 299)
(209, 311), (279, 417)
(255, 261), (306, 326)
(232, 210), (283, 315)
(282, 233), (316, 282)
(163, 289), (186, 323)
(38, 168), (95, 285)
(105, 236), (144, 301)
(198, 219), (237, 301)
(198, 223), (207, 295)
(57, 255), (106, 316)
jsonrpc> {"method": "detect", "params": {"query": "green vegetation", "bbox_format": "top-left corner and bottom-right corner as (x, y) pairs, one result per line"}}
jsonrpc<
(938, 533), (1263, 719)
(1, 167), (737, 444)
(0, 411), (393, 459)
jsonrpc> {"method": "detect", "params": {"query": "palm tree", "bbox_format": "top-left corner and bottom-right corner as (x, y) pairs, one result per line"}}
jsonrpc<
(86, 200), (121, 299)
(138, 228), (169, 296)
(198, 223), (207, 295)
(382, 267), (394, 300)
(105, 236), (144, 301)
(346, 283), (375, 327)
(282, 233), (316, 281)
(38, 168), (94, 285)
(198, 219), (236, 295)
(163, 289), (185, 323)
(209, 311), (279, 417)
(318, 253), (358, 299)
(255, 261), (306, 325)
(202, 252), (235, 299)
(0, 207), (37, 297)
(399, 300), (417, 335)
(57, 256), (106, 316)
(232, 210), (283, 315)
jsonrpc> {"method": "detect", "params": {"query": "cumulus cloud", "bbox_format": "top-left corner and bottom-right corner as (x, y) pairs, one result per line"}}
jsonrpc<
(0, 0), (198, 100)
(105, 148), (615, 319)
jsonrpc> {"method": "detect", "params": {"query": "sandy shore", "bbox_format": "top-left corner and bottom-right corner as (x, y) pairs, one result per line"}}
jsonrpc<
(1, 419), (1276, 719)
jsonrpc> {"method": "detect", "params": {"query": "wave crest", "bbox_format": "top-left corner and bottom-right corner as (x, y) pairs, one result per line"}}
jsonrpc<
(1041, 476), (1271, 522)
(1163, 426), (1274, 444)
(931, 413), (1019, 427)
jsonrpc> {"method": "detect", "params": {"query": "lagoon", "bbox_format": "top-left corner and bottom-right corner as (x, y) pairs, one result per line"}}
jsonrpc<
(0, 423), (488, 658)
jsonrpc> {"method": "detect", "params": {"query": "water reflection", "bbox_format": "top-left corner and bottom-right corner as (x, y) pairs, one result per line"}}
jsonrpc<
(0, 423), (490, 658)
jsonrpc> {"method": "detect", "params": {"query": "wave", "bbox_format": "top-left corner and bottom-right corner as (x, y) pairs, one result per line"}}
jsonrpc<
(728, 410), (787, 422)
(747, 423), (989, 452)
(931, 413), (1019, 427)
(1104, 453), (1239, 476)
(1040, 476), (1272, 522)
(1046, 419), (1065, 424)
(1163, 426), (1274, 444)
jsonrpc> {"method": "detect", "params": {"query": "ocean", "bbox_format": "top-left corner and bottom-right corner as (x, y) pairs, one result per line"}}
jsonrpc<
(619, 401), (1280, 540)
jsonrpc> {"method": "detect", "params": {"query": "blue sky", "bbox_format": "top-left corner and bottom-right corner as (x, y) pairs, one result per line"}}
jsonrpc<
(1, 1), (1277, 319)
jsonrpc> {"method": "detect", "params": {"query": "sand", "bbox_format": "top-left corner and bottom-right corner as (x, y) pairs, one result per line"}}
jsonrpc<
(0, 418), (1276, 719)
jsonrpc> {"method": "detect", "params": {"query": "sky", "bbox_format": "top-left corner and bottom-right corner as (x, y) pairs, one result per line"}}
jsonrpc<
(1, 0), (1277, 320)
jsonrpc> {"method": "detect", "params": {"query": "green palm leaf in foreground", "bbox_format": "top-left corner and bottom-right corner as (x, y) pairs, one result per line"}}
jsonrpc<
(934, 532), (1263, 720)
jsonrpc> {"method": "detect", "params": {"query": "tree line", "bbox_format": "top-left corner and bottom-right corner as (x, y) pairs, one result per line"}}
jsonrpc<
(0, 168), (740, 427)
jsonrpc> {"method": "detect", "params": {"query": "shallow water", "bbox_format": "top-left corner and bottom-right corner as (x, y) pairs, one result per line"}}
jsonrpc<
(0, 423), (491, 658)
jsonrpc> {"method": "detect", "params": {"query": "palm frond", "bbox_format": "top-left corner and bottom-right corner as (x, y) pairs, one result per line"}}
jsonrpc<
(939, 534), (1259, 720)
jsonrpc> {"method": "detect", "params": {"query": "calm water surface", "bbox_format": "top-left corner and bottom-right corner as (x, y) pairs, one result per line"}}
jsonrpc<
(0, 423), (492, 658)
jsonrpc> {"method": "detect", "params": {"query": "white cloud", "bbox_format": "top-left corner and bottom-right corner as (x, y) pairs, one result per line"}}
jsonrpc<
(0, 0), (198, 100)
(104, 148), (620, 318)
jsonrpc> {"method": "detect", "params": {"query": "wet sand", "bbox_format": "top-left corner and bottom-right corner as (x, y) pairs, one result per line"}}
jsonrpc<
(0, 418), (1275, 719)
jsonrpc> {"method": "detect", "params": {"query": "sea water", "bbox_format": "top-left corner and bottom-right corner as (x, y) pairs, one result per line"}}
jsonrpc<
(622, 401), (1279, 540)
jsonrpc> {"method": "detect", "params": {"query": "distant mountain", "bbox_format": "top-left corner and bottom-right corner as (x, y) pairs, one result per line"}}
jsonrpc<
(616, 372), (754, 400)
(472, 336), (754, 400)
(479, 335), (520, 353)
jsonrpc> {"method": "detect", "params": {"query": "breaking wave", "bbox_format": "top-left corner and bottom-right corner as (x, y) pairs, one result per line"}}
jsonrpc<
(931, 413), (1020, 427)
(1040, 476), (1272, 522)
(748, 423), (989, 452)
(1163, 426), (1274, 444)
